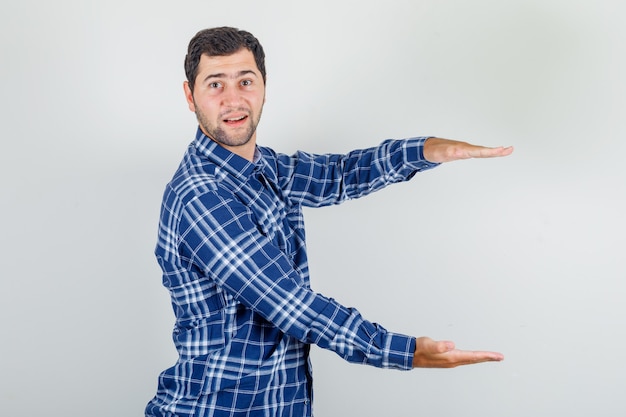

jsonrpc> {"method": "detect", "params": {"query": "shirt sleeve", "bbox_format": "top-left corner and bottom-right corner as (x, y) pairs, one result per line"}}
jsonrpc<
(273, 137), (440, 207)
(177, 188), (416, 370)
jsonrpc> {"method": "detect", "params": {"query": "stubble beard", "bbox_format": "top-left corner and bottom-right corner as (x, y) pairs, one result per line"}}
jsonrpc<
(195, 105), (263, 148)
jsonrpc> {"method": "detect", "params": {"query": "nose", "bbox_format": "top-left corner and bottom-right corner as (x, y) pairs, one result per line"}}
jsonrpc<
(221, 84), (243, 107)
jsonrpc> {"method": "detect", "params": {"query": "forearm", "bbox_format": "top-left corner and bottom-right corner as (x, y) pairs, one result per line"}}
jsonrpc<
(304, 297), (415, 370)
(272, 137), (440, 207)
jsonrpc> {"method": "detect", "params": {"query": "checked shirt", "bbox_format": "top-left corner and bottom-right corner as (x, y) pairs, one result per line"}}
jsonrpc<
(145, 128), (439, 417)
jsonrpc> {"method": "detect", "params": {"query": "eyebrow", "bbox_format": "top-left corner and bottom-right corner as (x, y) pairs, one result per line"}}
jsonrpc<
(202, 70), (258, 84)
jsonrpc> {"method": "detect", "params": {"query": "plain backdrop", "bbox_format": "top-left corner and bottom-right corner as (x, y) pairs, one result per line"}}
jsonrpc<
(1, 0), (625, 416)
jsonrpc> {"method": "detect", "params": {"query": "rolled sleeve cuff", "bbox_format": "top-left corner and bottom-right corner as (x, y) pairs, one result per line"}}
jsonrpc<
(383, 333), (416, 371)
(405, 136), (440, 171)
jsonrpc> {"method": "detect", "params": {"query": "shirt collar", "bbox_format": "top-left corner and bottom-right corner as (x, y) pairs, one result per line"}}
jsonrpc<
(193, 126), (258, 180)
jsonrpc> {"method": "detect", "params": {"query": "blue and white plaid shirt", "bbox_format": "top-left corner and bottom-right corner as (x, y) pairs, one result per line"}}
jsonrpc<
(145, 128), (439, 417)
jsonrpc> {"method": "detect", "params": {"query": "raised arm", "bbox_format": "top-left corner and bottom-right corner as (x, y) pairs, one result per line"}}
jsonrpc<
(269, 137), (439, 208)
(268, 137), (513, 208)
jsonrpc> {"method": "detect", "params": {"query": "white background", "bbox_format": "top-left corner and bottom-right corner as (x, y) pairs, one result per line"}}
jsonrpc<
(1, 0), (625, 416)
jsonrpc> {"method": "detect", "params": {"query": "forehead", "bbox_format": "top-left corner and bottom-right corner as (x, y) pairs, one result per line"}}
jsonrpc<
(196, 48), (260, 79)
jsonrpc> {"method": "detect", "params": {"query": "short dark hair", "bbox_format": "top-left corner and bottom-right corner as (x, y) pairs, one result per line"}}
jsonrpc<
(184, 26), (266, 92)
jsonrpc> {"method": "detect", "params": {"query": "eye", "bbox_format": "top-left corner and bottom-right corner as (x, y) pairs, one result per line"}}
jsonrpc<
(241, 79), (253, 87)
(209, 81), (222, 89)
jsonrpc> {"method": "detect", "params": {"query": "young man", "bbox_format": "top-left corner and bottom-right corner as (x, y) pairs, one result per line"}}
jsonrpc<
(145, 26), (512, 417)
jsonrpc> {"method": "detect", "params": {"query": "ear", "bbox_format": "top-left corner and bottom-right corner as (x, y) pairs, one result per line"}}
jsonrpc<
(183, 81), (196, 112)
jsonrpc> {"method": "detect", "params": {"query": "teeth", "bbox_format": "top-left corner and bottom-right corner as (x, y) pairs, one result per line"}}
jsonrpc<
(227, 116), (245, 122)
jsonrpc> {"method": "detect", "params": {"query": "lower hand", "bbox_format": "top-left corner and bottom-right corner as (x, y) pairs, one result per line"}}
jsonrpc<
(412, 336), (504, 368)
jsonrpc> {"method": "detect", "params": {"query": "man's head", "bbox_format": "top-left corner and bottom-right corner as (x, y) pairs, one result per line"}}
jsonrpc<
(183, 27), (267, 160)
(185, 27), (266, 94)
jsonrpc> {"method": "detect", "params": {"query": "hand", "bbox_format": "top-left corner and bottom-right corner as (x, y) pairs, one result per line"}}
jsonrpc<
(412, 337), (504, 368)
(423, 138), (514, 163)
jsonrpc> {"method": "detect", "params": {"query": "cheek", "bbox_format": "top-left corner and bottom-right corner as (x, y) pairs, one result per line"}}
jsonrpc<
(196, 100), (220, 117)
(252, 93), (266, 109)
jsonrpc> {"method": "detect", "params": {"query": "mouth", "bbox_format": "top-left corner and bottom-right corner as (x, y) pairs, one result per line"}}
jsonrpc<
(223, 114), (248, 126)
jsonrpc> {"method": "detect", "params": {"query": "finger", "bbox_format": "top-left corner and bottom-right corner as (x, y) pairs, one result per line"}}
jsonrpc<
(454, 350), (504, 365)
(469, 145), (514, 158)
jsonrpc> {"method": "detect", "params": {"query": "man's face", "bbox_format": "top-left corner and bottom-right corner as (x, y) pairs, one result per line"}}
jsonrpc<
(184, 48), (265, 156)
